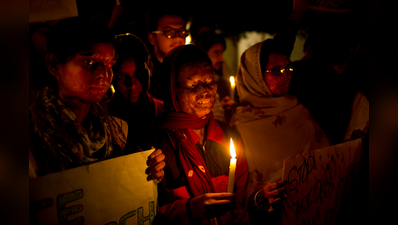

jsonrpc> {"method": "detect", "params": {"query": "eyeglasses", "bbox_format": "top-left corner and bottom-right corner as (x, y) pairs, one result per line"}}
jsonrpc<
(151, 28), (190, 39)
(115, 33), (141, 42)
(265, 66), (294, 77)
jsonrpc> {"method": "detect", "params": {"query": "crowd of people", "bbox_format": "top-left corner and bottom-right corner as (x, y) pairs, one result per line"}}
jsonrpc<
(29, 0), (369, 224)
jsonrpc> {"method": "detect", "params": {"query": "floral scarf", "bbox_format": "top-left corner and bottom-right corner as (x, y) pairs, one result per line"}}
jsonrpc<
(231, 40), (331, 197)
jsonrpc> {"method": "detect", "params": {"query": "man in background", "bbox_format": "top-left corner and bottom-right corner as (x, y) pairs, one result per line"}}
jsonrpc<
(145, 6), (190, 101)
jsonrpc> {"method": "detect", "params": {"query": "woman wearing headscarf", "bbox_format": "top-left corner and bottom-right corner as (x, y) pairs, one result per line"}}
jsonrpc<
(103, 33), (164, 154)
(149, 44), (250, 224)
(230, 38), (331, 223)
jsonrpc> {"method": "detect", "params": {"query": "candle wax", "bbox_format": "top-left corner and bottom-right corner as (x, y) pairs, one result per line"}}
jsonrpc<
(227, 157), (236, 193)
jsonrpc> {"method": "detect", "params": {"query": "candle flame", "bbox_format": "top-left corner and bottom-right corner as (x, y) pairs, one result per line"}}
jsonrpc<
(186, 34), (191, 44)
(229, 76), (235, 86)
(230, 138), (236, 158)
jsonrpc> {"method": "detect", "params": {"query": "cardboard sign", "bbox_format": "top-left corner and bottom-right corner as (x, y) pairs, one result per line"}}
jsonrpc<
(29, 0), (78, 23)
(29, 150), (157, 225)
(281, 139), (362, 225)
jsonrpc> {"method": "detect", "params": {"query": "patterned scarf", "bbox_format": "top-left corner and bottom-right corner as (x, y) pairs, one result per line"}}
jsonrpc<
(29, 87), (127, 172)
(156, 111), (215, 195)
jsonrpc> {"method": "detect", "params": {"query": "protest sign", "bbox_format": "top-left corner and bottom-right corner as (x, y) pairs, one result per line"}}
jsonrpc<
(29, 0), (78, 23)
(29, 149), (157, 225)
(281, 138), (363, 225)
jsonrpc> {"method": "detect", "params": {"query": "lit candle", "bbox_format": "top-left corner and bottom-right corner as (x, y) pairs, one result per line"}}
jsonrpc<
(229, 76), (236, 102)
(185, 33), (191, 45)
(227, 138), (237, 193)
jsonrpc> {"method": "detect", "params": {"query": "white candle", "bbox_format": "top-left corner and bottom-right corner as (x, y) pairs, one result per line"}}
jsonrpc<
(229, 76), (236, 102)
(227, 138), (237, 193)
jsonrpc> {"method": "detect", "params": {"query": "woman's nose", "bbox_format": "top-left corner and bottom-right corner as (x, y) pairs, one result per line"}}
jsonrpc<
(123, 75), (132, 87)
(197, 82), (210, 94)
(123, 76), (139, 88)
(280, 71), (291, 80)
(95, 63), (110, 80)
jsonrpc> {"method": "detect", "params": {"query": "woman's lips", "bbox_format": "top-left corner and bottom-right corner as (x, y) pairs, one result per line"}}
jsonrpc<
(197, 98), (212, 106)
(128, 89), (141, 96)
(170, 43), (182, 48)
(89, 85), (108, 94)
(129, 92), (141, 97)
(279, 84), (290, 89)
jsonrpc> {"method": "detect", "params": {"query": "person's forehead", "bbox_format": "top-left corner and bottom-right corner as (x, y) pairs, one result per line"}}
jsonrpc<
(157, 15), (185, 30)
(119, 58), (137, 69)
(208, 43), (224, 53)
(179, 68), (213, 81)
(266, 53), (290, 67)
(77, 43), (115, 59)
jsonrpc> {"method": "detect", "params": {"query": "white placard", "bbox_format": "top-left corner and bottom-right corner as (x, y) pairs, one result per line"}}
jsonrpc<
(29, 0), (78, 23)
(282, 139), (362, 225)
(29, 149), (157, 225)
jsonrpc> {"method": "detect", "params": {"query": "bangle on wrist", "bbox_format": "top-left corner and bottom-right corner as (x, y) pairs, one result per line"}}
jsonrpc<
(254, 189), (270, 211)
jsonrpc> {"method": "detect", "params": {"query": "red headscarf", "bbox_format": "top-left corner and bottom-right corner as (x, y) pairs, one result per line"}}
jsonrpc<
(154, 45), (217, 197)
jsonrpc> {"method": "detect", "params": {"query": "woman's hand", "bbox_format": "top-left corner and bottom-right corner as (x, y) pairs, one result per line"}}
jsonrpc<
(256, 179), (288, 212)
(189, 193), (237, 219)
(145, 148), (165, 183)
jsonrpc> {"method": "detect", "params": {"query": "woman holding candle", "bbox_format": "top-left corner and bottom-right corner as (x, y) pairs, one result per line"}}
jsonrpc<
(229, 1), (331, 223)
(230, 30), (331, 225)
(149, 44), (250, 224)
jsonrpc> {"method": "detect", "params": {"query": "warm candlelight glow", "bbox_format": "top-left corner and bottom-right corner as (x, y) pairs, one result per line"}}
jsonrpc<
(230, 76), (236, 102)
(230, 76), (235, 87)
(185, 34), (191, 44)
(227, 138), (237, 193)
(230, 138), (236, 158)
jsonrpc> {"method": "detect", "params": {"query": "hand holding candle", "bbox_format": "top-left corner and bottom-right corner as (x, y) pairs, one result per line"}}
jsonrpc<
(227, 138), (237, 193)
(229, 76), (236, 102)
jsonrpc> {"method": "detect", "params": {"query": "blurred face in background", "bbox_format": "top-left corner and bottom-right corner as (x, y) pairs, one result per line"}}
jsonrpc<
(114, 57), (143, 103)
(207, 43), (224, 75)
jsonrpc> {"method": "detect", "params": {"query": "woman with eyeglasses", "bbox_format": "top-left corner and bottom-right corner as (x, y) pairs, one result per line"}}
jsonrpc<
(104, 34), (165, 156)
(230, 37), (331, 223)
(29, 18), (165, 182)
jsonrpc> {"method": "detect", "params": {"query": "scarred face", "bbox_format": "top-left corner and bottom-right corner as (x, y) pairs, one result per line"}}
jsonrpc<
(114, 58), (143, 103)
(176, 62), (217, 117)
(55, 43), (115, 104)
(263, 53), (292, 96)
